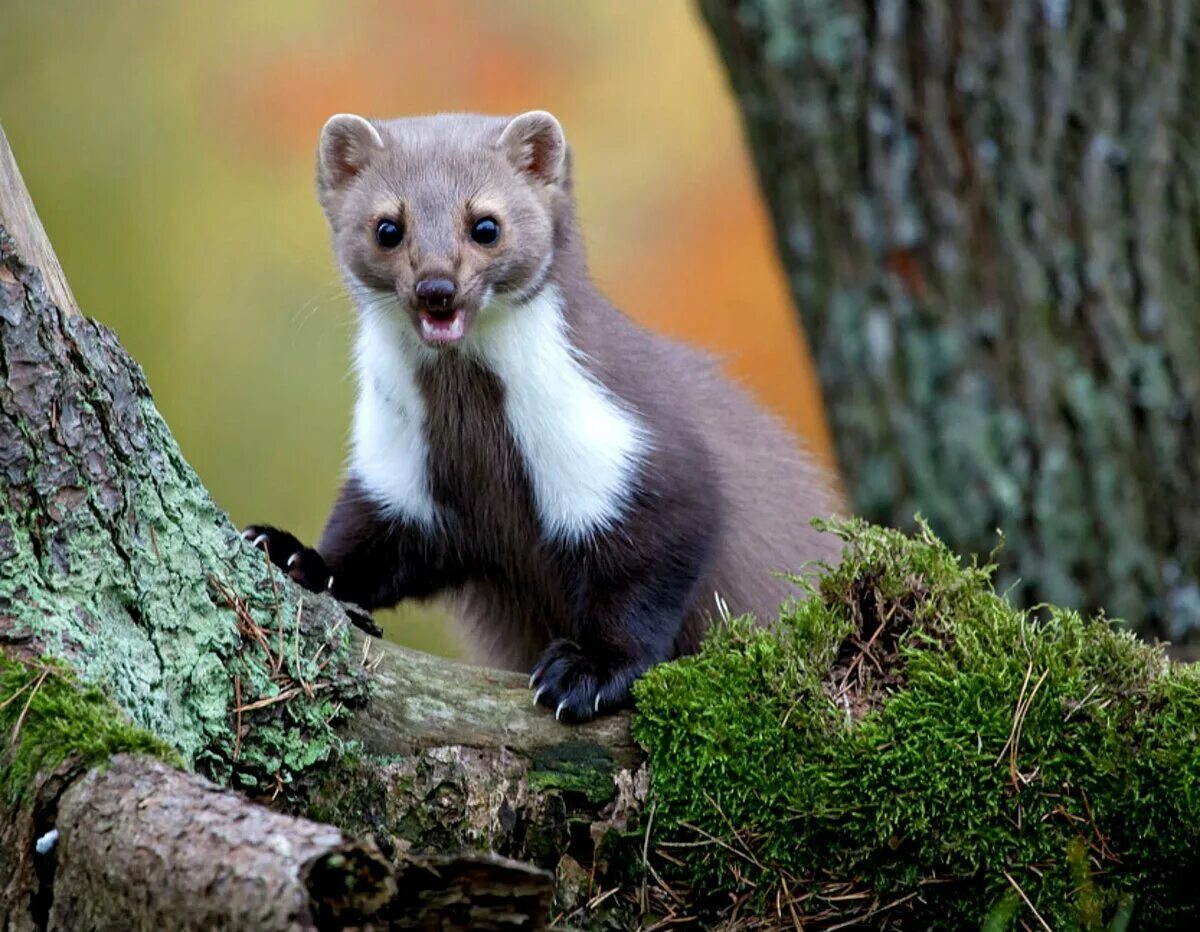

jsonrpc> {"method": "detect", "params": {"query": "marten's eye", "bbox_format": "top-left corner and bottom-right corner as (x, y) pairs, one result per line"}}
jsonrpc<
(375, 219), (404, 249)
(470, 217), (500, 246)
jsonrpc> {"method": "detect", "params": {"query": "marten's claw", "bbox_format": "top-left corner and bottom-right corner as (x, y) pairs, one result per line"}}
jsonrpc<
(530, 639), (634, 723)
(241, 523), (333, 596)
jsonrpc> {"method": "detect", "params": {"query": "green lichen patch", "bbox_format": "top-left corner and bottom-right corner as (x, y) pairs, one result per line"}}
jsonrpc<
(207, 575), (369, 792)
(0, 243), (368, 799)
(633, 519), (1200, 929)
(0, 654), (180, 803)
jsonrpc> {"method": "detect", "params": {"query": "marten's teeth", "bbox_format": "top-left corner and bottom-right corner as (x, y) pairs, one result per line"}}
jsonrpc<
(419, 310), (466, 344)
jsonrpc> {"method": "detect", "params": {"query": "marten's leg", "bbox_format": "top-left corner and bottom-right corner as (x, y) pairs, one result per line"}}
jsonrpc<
(530, 511), (718, 723)
(244, 478), (457, 608)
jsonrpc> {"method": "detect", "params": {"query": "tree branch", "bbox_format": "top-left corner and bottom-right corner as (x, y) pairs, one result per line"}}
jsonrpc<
(0, 125), (78, 318)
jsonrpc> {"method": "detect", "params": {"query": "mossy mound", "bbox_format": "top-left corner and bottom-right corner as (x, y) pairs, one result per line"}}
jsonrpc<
(633, 519), (1200, 929)
(0, 655), (181, 804)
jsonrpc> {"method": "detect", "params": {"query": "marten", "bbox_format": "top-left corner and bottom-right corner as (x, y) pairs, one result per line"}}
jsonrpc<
(244, 110), (843, 722)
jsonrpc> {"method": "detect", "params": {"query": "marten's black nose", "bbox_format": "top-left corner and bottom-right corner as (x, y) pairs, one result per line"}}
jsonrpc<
(415, 278), (457, 313)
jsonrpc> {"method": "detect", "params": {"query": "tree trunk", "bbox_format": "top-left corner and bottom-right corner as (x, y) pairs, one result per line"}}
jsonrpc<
(0, 124), (641, 931)
(699, 0), (1200, 640)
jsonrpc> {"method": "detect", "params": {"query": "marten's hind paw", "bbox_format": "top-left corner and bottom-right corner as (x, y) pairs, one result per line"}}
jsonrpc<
(242, 524), (334, 595)
(529, 639), (636, 724)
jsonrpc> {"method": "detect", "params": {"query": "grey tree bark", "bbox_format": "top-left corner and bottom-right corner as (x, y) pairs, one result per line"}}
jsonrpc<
(699, 0), (1200, 639)
(0, 124), (641, 930)
(45, 756), (395, 932)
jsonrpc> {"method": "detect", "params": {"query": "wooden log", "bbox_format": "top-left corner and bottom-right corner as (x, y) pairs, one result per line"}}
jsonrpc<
(48, 755), (394, 931)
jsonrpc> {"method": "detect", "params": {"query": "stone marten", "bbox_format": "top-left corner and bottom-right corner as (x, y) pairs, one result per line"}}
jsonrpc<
(245, 110), (843, 722)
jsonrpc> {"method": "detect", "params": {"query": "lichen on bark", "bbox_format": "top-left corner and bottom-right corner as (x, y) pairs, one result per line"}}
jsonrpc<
(699, 0), (1200, 640)
(0, 228), (368, 790)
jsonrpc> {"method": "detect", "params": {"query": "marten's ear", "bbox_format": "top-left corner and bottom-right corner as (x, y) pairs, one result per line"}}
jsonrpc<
(317, 114), (384, 197)
(498, 111), (566, 186)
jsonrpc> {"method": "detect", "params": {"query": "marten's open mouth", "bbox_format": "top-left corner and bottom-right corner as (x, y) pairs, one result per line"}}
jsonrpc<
(418, 308), (467, 345)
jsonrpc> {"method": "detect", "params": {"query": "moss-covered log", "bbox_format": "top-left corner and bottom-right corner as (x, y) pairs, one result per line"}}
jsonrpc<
(699, 0), (1200, 640)
(0, 656), (550, 932)
(0, 123), (637, 930)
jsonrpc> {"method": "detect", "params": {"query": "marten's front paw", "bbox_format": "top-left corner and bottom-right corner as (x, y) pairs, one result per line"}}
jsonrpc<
(242, 524), (334, 595)
(529, 639), (637, 723)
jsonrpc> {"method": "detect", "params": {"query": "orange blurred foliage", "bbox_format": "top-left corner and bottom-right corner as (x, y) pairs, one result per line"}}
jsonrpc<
(615, 171), (833, 462)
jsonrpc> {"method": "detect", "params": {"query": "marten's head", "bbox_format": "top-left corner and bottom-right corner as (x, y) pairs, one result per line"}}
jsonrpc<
(317, 111), (568, 349)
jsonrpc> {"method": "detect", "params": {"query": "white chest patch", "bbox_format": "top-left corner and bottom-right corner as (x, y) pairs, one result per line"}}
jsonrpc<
(349, 303), (438, 527)
(467, 287), (650, 541)
(347, 286), (650, 541)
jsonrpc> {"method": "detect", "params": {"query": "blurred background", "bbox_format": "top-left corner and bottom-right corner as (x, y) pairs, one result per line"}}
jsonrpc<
(0, 1), (832, 656)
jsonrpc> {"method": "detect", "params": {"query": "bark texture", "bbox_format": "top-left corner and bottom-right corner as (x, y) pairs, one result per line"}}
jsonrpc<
(699, 0), (1200, 638)
(48, 756), (394, 932)
(0, 122), (639, 930)
(0, 119), (367, 775)
(305, 638), (645, 900)
(2, 744), (561, 932)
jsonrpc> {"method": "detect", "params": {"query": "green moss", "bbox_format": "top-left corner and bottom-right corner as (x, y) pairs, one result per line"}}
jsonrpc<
(528, 742), (616, 804)
(296, 749), (396, 849)
(633, 519), (1200, 929)
(0, 654), (181, 803)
